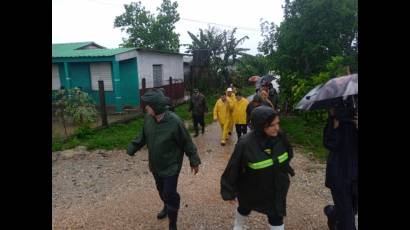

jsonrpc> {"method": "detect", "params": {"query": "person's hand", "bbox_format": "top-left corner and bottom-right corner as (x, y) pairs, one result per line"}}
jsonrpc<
(333, 119), (339, 129)
(191, 166), (199, 175)
(352, 114), (358, 129)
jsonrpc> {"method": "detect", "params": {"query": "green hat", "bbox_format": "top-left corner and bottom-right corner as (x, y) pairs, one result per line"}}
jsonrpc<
(141, 89), (170, 114)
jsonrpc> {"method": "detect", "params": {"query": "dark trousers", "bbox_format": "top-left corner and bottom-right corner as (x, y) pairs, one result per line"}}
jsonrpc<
(235, 124), (247, 139)
(237, 206), (283, 226)
(153, 173), (181, 210)
(330, 182), (358, 230)
(193, 115), (205, 133)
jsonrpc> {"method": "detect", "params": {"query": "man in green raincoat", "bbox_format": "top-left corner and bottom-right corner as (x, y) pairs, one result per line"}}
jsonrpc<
(127, 89), (201, 230)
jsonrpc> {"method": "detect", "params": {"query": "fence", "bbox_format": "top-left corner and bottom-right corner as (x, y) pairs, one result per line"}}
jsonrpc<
(140, 77), (187, 109)
(52, 78), (187, 140)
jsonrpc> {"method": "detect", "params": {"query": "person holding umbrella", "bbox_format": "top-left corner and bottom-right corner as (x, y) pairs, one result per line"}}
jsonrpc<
(221, 106), (295, 230)
(294, 74), (358, 230)
(323, 102), (358, 230)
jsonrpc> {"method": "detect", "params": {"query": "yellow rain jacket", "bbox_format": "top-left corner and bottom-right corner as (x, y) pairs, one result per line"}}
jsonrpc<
(226, 93), (236, 132)
(233, 98), (249, 125)
(213, 98), (230, 125)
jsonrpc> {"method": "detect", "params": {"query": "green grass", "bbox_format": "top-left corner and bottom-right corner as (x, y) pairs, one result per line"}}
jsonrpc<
(52, 118), (144, 152)
(52, 85), (256, 152)
(280, 115), (327, 162)
(52, 85), (326, 162)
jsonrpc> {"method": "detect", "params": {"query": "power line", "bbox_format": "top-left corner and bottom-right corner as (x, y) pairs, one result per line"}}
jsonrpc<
(83, 0), (262, 33)
(180, 17), (261, 33)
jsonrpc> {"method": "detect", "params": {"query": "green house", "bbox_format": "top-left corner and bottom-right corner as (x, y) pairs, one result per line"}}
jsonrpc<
(52, 42), (140, 112)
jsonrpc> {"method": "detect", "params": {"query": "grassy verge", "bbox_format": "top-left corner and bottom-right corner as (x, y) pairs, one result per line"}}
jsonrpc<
(280, 115), (327, 162)
(52, 86), (253, 152)
(52, 85), (327, 162)
(52, 118), (145, 152)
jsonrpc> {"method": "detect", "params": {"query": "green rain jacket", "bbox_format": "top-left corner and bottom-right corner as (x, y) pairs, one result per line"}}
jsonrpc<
(127, 89), (201, 177)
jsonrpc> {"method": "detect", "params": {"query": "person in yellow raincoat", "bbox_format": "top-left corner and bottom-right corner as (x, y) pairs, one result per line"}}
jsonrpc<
(233, 91), (249, 141)
(226, 87), (236, 136)
(213, 92), (232, 146)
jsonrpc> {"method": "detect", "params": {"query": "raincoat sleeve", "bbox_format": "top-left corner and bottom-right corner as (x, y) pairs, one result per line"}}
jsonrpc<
(246, 103), (251, 125)
(188, 98), (193, 113)
(127, 125), (146, 156)
(323, 119), (342, 152)
(213, 101), (219, 120)
(175, 121), (201, 167)
(220, 142), (243, 200)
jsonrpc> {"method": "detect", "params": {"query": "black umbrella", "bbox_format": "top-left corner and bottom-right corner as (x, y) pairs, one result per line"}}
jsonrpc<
(295, 74), (358, 110)
(256, 75), (277, 89)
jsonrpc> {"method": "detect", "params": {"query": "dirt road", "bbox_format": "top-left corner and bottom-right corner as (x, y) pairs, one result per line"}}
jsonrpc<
(52, 121), (332, 229)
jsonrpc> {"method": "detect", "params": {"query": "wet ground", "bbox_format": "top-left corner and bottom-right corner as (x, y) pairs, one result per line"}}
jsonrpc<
(52, 121), (334, 230)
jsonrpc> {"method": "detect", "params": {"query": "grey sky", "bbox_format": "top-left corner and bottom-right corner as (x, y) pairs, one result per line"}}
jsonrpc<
(52, 0), (284, 55)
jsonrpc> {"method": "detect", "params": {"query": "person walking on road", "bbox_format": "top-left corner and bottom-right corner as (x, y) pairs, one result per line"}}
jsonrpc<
(226, 87), (237, 136)
(221, 106), (295, 230)
(246, 94), (263, 128)
(127, 89), (201, 230)
(233, 91), (249, 140)
(188, 88), (208, 137)
(213, 92), (232, 146)
(323, 107), (358, 230)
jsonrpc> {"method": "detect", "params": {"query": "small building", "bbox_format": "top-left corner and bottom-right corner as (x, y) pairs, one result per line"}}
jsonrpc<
(52, 42), (186, 112)
(135, 48), (185, 102)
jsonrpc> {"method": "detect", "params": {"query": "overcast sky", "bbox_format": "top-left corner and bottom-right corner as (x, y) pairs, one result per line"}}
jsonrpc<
(52, 0), (284, 55)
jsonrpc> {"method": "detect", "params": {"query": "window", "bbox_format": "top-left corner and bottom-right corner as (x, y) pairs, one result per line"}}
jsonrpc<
(153, 64), (163, 87)
(52, 64), (61, 90)
(90, 62), (113, 91)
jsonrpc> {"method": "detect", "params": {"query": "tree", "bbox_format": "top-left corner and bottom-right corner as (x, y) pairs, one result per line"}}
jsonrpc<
(260, 0), (357, 77)
(53, 88), (98, 138)
(114, 0), (180, 52)
(186, 26), (250, 89)
(258, 0), (357, 112)
(236, 54), (270, 78)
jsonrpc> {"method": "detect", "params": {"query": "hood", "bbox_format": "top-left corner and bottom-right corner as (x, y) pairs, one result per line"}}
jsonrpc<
(141, 89), (170, 114)
(252, 94), (262, 103)
(250, 105), (276, 134)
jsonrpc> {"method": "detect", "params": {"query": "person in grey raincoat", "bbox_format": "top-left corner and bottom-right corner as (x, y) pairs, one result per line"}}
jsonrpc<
(127, 89), (201, 230)
(220, 106), (295, 230)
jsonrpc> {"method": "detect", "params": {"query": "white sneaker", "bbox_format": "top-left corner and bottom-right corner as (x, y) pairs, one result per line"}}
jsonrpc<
(270, 224), (284, 230)
(233, 210), (246, 230)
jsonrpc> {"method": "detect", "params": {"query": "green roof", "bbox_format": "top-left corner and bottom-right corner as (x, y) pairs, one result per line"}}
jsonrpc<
(52, 42), (136, 58)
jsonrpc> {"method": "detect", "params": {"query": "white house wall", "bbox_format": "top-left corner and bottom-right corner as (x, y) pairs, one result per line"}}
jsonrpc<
(115, 50), (138, 61)
(136, 51), (183, 89)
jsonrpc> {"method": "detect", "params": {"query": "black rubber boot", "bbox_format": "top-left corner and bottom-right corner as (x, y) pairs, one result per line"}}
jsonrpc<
(324, 205), (337, 230)
(194, 127), (199, 137)
(157, 205), (167, 219)
(201, 126), (205, 134)
(168, 208), (178, 230)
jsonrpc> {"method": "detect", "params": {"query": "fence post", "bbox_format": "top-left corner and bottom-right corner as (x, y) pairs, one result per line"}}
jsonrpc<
(141, 78), (146, 109)
(169, 76), (173, 104)
(98, 80), (108, 127)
